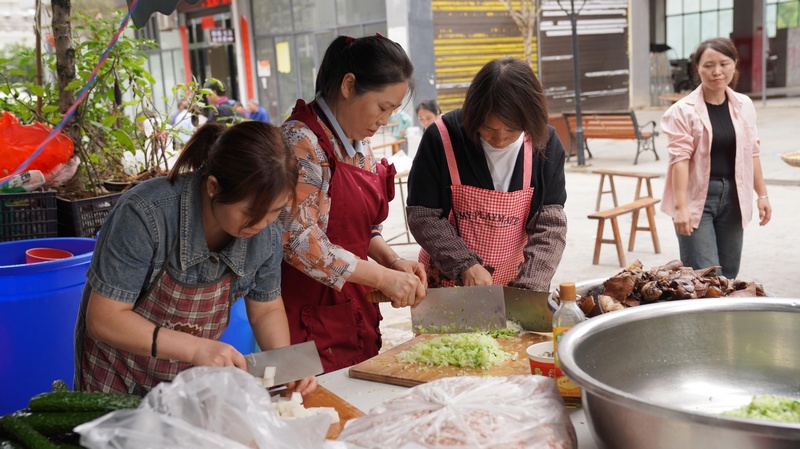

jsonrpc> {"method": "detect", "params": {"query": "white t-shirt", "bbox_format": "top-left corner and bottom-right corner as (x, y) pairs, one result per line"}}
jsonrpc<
(480, 134), (524, 192)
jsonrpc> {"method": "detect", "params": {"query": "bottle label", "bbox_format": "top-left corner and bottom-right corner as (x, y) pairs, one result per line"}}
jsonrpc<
(552, 326), (581, 401)
(552, 326), (570, 368)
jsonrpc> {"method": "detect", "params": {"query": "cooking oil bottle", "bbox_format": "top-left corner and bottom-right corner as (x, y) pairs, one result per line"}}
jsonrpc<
(552, 282), (585, 407)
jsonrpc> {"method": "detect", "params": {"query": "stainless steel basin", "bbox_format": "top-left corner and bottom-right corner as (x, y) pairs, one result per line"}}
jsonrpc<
(558, 298), (800, 449)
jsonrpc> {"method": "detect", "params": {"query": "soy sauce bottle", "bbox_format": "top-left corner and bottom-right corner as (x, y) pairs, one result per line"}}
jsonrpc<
(552, 282), (585, 407)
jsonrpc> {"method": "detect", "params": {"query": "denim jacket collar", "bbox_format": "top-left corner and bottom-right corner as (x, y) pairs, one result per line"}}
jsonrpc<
(178, 171), (248, 277)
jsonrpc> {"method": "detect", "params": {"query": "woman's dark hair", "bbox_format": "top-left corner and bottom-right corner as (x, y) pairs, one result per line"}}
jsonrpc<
(168, 121), (299, 229)
(691, 37), (739, 89)
(415, 99), (441, 115)
(315, 35), (415, 101)
(461, 57), (549, 148)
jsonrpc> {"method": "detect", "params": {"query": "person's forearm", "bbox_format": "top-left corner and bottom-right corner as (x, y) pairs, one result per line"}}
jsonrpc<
(671, 160), (690, 209)
(86, 291), (201, 363)
(514, 205), (567, 291)
(753, 156), (768, 197)
(246, 297), (291, 351)
(346, 259), (387, 290)
(368, 236), (401, 268)
(407, 205), (481, 280)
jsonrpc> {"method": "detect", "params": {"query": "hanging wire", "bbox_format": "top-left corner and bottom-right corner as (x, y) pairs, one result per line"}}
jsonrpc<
(0, 0), (140, 189)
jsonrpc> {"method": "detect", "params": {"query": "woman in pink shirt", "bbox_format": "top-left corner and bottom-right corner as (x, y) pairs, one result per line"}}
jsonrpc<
(661, 38), (772, 279)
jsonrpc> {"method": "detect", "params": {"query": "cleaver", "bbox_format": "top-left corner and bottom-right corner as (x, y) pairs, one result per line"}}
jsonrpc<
(410, 285), (506, 334)
(503, 287), (554, 332)
(244, 341), (324, 385)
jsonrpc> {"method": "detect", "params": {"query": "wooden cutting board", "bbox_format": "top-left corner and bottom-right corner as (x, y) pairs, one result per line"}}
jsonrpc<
(303, 385), (365, 439)
(348, 332), (550, 387)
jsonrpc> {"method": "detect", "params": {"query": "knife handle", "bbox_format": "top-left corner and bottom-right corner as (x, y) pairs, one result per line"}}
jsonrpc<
(367, 290), (392, 303)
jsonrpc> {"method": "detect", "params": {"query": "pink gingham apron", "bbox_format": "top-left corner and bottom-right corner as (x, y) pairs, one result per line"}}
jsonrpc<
(419, 117), (534, 287)
(81, 238), (233, 393)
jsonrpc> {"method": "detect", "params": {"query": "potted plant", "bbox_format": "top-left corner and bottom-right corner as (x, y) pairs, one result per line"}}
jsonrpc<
(0, 11), (206, 238)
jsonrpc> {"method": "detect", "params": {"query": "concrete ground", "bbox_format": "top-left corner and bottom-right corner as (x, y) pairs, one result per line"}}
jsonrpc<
(377, 96), (800, 350)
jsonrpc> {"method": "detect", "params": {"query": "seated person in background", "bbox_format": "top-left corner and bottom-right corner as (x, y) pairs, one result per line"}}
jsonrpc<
(415, 99), (441, 130)
(247, 99), (271, 123)
(388, 107), (412, 154)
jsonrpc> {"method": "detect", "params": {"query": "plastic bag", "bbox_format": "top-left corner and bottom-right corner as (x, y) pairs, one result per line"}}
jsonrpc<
(337, 375), (577, 449)
(0, 111), (74, 176)
(76, 367), (331, 449)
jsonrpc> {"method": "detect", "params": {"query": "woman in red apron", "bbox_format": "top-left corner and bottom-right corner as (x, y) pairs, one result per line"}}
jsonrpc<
(280, 35), (427, 373)
(407, 57), (568, 291)
(75, 121), (316, 396)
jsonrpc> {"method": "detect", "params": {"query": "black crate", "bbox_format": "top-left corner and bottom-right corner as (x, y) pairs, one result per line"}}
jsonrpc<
(0, 190), (59, 242)
(57, 192), (123, 238)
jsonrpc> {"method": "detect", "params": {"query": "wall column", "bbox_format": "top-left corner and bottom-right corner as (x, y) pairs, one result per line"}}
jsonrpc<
(731, 0), (764, 93)
(629, 0), (651, 108)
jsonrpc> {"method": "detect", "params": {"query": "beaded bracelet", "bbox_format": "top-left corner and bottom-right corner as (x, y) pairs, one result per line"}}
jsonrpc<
(389, 257), (403, 269)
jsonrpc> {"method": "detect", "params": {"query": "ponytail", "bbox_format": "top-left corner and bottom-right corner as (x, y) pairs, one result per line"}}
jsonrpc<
(167, 122), (226, 182)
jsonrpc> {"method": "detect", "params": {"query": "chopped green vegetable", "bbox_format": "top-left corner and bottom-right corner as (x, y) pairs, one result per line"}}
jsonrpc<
(484, 321), (523, 338)
(722, 395), (800, 423)
(396, 333), (512, 369)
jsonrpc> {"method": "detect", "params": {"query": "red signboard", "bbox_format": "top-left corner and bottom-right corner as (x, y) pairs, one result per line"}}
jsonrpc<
(177, 0), (232, 13)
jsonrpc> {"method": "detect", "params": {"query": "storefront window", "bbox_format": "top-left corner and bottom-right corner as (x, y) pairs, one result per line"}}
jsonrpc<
(336, 0), (386, 26)
(293, 0), (336, 32)
(665, 0), (733, 58)
(254, 0), (293, 34)
(296, 34), (317, 101)
(251, 0), (387, 119)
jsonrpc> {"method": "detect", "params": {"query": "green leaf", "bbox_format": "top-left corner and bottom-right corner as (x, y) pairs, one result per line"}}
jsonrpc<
(29, 85), (45, 97)
(110, 129), (135, 152)
(102, 115), (118, 128)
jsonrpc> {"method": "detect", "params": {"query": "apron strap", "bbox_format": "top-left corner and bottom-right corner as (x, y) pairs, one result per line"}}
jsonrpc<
(435, 117), (462, 186)
(522, 136), (533, 187)
(436, 117), (535, 189)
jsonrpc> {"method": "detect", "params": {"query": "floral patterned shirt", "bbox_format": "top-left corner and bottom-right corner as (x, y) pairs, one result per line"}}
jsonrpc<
(280, 114), (382, 290)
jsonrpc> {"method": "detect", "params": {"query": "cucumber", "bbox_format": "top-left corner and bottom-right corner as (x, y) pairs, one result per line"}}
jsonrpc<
(28, 392), (141, 413)
(50, 381), (69, 393)
(8, 412), (106, 437)
(0, 416), (58, 449)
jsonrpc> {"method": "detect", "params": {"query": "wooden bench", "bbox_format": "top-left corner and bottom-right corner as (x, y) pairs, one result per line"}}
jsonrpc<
(563, 111), (660, 165)
(372, 139), (407, 156)
(592, 169), (661, 211)
(588, 197), (661, 267)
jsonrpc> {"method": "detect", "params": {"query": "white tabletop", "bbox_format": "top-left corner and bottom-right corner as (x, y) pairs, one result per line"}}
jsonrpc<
(319, 367), (599, 448)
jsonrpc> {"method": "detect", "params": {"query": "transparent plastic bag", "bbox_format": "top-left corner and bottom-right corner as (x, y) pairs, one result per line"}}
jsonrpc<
(337, 375), (577, 449)
(76, 366), (330, 449)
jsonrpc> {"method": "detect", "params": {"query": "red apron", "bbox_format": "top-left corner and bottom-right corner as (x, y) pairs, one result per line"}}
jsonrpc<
(281, 100), (395, 373)
(81, 239), (233, 393)
(420, 117), (534, 287)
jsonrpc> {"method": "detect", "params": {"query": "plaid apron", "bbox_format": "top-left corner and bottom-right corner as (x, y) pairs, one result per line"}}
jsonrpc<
(81, 237), (233, 393)
(420, 117), (534, 287)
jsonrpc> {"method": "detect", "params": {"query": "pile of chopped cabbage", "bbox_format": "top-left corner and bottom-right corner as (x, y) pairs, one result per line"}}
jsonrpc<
(722, 395), (800, 423)
(396, 333), (513, 369)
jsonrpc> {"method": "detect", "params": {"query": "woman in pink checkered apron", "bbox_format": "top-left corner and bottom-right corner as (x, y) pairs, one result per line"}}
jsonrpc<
(74, 121), (317, 396)
(407, 58), (568, 291)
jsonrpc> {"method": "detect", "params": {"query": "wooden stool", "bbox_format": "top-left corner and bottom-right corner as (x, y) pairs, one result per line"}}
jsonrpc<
(592, 169), (661, 211)
(588, 197), (661, 267)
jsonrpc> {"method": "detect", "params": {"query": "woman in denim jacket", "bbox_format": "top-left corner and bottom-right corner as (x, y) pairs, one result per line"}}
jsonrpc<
(661, 38), (772, 279)
(74, 121), (317, 396)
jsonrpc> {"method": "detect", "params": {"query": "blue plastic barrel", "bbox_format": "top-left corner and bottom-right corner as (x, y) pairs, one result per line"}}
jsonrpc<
(0, 237), (96, 415)
(220, 297), (257, 355)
